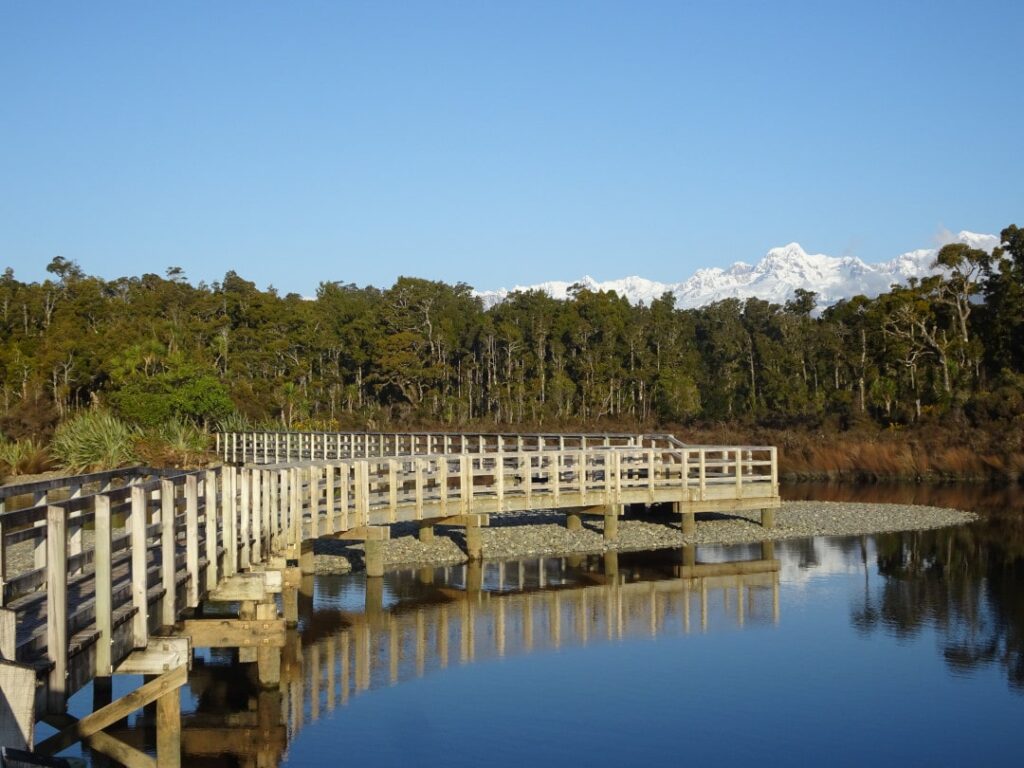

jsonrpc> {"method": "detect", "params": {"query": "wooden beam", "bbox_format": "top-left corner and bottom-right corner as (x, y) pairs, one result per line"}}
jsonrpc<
(114, 637), (191, 675)
(94, 494), (113, 676)
(45, 504), (68, 713)
(156, 685), (181, 768)
(160, 479), (177, 627)
(207, 572), (281, 602)
(0, 607), (15, 660)
(181, 619), (286, 648)
(35, 665), (188, 756)
(0, 660), (36, 750)
(333, 525), (390, 542)
(130, 485), (149, 648)
(87, 729), (157, 768)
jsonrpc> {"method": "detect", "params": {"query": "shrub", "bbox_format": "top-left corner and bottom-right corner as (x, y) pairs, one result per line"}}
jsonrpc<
(50, 411), (139, 472)
(0, 437), (53, 477)
(135, 419), (211, 468)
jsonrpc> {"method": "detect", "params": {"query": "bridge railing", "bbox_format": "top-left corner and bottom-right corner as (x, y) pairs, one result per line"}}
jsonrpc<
(214, 430), (688, 465)
(253, 443), (778, 539)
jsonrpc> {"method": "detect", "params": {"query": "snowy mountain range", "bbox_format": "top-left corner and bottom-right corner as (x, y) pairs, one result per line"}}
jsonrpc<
(475, 231), (1000, 311)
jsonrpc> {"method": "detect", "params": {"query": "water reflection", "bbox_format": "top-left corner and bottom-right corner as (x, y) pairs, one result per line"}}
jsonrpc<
(788, 482), (1024, 693)
(99, 547), (780, 765)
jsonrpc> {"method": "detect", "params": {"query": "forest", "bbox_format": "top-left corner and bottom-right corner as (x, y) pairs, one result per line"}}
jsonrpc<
(1, 223), (1021, 481)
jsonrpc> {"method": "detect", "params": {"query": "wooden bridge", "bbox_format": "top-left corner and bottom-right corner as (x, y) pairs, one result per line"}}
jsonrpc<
(0, 431), (779, 766)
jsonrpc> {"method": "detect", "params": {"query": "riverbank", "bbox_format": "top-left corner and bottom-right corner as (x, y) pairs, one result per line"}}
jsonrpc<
(313, 500), (976, 574)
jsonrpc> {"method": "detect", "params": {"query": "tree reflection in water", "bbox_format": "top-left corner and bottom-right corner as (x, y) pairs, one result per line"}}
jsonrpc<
(790, 482), (1024, 692)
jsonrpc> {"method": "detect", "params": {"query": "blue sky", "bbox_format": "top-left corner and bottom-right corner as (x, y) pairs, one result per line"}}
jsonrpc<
(2, 1), (1021, 295)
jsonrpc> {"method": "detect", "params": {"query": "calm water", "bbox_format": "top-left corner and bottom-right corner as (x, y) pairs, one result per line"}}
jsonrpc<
(51, 483), (1024, 766)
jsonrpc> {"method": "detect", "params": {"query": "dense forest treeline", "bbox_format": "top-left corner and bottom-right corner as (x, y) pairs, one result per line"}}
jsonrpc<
(1, 223), (1022, 480)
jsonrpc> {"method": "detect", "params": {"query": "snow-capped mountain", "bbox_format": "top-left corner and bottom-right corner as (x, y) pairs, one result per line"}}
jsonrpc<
(475, 231), (1000, 310)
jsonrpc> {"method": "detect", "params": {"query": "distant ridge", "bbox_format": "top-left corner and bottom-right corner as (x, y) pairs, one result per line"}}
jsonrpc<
(475, 231), (1000, 310)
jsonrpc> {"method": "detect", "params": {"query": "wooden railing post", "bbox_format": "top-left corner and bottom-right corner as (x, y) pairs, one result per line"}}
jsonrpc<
(185, 475), (199, 608)
(225, 468), (238, 577)
(240, 469), (251, 569)
(204, 471), (219, 592)
(94, 494), (113, 676)
(160, 479), (177, 627)
(252, 468), (263, 562)
(130, 486), (148, 648)
(46, 504), (68, 712)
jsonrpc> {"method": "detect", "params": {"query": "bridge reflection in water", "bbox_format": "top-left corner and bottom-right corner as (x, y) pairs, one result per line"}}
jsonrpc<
(105, 545), (779, 767)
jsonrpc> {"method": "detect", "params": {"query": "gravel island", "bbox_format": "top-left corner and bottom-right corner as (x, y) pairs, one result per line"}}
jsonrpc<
(313, 500), (977, 574)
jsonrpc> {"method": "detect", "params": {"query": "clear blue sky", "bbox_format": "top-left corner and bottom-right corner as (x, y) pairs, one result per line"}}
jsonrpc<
(2, 1), (1021, 295)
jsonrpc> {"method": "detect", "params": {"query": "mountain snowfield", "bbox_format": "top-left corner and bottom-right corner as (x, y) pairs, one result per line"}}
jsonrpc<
(475, 231), (1001, 310)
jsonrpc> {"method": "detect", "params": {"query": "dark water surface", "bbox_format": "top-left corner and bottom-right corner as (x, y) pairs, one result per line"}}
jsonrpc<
(52, 483), (1024, 766)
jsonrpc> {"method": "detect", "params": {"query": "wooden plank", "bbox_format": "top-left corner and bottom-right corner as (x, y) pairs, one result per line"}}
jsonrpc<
(0, 607), (14, 659)
(160, 479), (176, 627)
(208, 573), (280, 602)
(94, 494), (113, 676)
(87, 730), (157, 768)
(114, 637), (190, 675)
(309, 466), (319, 540)
(181, 619), (286, 648)
(45, 504), (68, 712)
(130, 486), (149, 648)
(0, 660), (35, 749)
(240, 469), (251, 569)
(224, 467), (237, 577)
(252, 468), (262, 563)
(156, 685), (182, 768)
(323, 464), (335, 535)
(35, 664), (188, 757)
(185, 476), (199, 608)
(203, 471), (218, 592)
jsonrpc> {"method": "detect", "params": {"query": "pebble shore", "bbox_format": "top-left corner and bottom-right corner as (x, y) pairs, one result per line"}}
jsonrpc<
(313, 500), (977, 575)
(3, 501), (975, 578)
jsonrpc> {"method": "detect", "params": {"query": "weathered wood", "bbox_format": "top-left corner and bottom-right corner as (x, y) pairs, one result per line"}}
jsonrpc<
(160, 479), (176, 627)
(208, 572), (282, 602)
(156, 686), (181, 768)
(35, 664), (188, 756)
(0, 607), (14, 660)
(224, 467), (237, 577)
(185, 475), (199, 608)
(0, 660), (35, 749)
(203, 470), (219, 592)
(130, 485), (149, 648)
(181, 619), (287, 648)
(94, 494), (113, 676)
(114, 637), (190, 675)
(45, 505), (68, 712)
(87, 729), (157, 768)
(240, 468), (251, 569)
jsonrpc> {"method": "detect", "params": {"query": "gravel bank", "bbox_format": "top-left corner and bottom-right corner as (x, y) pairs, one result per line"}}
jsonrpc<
(2, 501), (975, 578)
(313, 501), (976, 574)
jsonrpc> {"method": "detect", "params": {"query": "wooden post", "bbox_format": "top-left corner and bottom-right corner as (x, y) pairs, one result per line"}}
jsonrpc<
(46, 504), (68, 712)
(309, 466), (320, 541)
(252, 468), (263, 563)
(0, 658), (35, 749)
(240, 469), (251, 569)
(761, 507), (775, 529)
(603, 504), (619, 541)
(566, 512), (582, 532)
(225, 467), (237, 576)
(364, 538), (384, 578)
(185, 475), (200, 608)
(94, 494), (113, 676)
(465, 516), (482, 560)
(324, 464), (335, 535)
(204, 470), (219, 592)
(160, 479), (177, 627)
(156, 688), (182, 768)
(131, 486), (149, 648)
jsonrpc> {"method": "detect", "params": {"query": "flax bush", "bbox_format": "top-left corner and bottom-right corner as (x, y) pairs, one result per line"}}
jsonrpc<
(50, 411), (139, 472)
